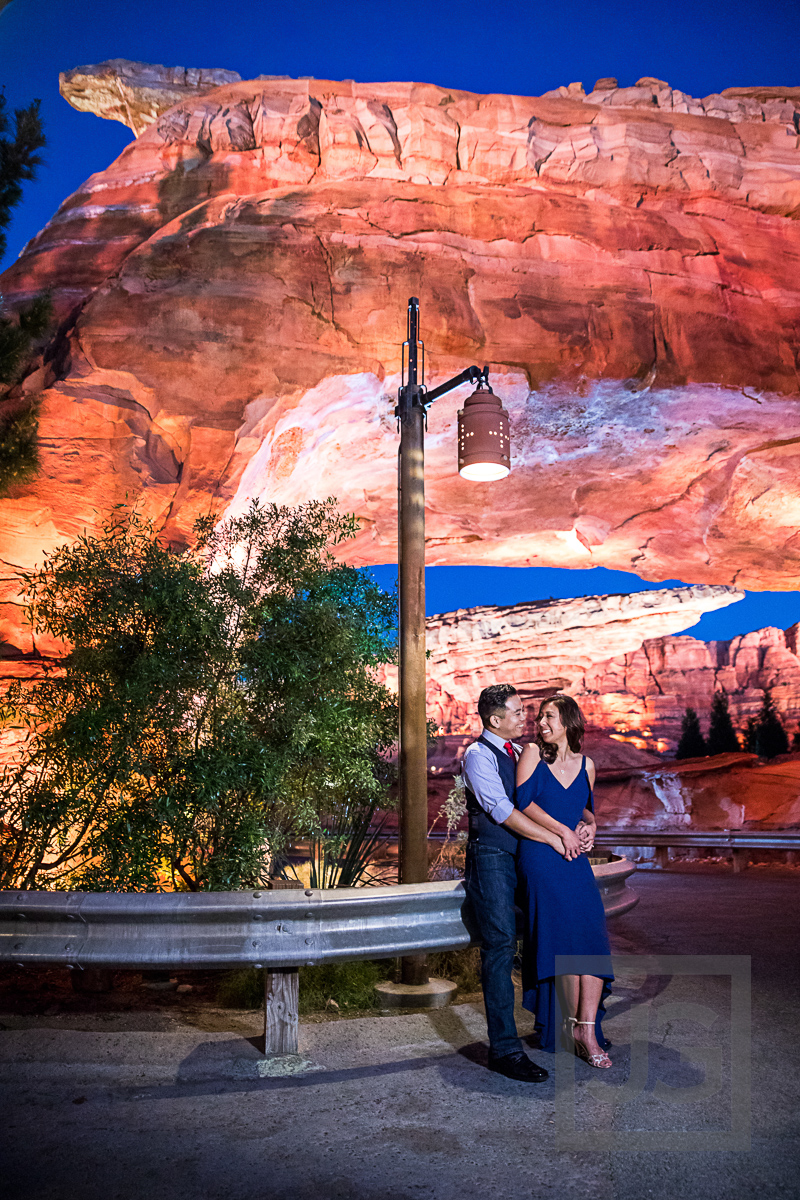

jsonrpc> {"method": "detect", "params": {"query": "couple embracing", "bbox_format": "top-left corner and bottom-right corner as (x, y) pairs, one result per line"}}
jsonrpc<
(462, 685), (613, 1082)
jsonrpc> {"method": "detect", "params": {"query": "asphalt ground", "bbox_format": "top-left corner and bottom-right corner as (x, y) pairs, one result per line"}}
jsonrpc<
(1, 863), (798, 1200)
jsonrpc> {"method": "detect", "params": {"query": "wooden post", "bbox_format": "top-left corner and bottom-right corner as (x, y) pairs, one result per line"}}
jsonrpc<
(264, 968), (299, 1056)
(732, 848), (748, 874)
(655, 845), (669, 870)
(397, 298), (429, 988)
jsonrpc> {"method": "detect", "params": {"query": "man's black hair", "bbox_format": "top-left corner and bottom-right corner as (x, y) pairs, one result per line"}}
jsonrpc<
(478, 683), (519, 726)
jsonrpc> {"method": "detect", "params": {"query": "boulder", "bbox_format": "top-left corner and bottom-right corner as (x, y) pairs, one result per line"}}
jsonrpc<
(2, 68), (800, 656)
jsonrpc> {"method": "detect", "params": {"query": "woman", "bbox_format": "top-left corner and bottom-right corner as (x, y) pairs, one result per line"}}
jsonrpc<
(515, 694), (614, 1067)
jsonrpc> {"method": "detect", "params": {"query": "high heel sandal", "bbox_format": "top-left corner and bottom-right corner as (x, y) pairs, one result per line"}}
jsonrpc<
(565, 1018), (612, 1069)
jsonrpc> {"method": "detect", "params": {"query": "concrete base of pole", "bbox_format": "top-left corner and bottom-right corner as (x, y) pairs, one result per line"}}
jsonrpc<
(375, 978), (458, 1011)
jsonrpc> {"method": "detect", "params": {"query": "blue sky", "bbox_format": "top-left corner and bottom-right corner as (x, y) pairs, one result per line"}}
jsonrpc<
(2, 0), (799, 641)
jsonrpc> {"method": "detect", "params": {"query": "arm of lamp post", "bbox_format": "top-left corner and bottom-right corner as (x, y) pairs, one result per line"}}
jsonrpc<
(422, 365), (490, 406)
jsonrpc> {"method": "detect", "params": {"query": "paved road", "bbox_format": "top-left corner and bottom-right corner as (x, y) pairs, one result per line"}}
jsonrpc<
(1, 866), (798, 1200)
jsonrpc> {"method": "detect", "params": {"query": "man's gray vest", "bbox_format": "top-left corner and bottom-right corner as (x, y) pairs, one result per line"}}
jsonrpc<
(465, 735), (519, 854)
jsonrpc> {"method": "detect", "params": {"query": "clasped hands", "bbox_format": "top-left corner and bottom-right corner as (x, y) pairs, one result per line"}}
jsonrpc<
(558, 818), (596, 861)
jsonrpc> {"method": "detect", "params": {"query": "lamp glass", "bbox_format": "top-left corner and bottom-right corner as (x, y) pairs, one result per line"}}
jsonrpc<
(459, 462), (510, 482)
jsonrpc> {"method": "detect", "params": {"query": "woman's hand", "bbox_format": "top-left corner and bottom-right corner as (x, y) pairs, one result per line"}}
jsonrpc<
(576, 820), (595, 853)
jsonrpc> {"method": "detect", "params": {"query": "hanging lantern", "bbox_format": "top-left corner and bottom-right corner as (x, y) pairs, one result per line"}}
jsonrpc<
(457, 381), (511, 481)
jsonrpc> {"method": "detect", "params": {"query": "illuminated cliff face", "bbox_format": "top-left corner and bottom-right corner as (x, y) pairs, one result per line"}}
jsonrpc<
(377, 589), (798, 755)
(2, 66), (800, 656)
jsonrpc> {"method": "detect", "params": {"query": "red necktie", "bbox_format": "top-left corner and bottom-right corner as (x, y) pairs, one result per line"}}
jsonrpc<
(503, 741), (515, 759)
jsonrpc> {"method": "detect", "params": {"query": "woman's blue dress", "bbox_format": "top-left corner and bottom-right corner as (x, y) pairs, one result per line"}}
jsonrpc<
(516, 756), (613, 1053)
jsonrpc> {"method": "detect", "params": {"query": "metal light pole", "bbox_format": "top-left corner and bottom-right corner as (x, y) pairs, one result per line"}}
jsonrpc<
(396, 297), (510, 988)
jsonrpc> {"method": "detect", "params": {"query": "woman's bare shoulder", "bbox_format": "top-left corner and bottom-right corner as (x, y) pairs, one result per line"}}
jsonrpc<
(585, 755), (596, 780)
(516, 741), (541, 785)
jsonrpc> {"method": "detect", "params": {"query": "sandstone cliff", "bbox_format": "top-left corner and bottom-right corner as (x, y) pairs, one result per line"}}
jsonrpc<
(382, 582), (743, 734)
(409, 588), (799, 753)
(579, 622), (800, 752)
(2, 66), (800, 655)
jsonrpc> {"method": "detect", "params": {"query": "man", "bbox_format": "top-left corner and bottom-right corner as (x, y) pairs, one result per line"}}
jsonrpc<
(462, 683), (595, 1082)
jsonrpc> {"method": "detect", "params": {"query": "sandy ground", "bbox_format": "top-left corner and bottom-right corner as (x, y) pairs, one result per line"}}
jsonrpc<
(1, 862), (798, 1200)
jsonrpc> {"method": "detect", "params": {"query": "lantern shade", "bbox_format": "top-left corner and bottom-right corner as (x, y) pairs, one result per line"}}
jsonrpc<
(457, 382), (510, 481)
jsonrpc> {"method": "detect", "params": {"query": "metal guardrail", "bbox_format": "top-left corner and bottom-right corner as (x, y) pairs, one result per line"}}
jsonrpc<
(594, 829), (800, 851)
(0, 860), (638, 972)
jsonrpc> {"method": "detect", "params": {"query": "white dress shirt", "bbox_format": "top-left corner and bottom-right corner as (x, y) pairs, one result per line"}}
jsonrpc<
(462, 728), (521, 825)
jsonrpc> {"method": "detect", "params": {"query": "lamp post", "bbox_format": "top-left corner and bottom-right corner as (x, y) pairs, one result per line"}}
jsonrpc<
(396, 297), (510, 987)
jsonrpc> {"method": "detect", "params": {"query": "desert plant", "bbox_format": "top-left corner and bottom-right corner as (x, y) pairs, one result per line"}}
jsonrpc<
(428, 774), (468, 880)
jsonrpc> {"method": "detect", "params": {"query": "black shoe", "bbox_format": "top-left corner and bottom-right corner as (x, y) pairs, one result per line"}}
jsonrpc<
(488, 1051), (549, 1082)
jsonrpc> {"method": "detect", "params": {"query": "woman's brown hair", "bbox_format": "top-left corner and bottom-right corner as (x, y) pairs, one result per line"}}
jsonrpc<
(535, 694), (585, 763)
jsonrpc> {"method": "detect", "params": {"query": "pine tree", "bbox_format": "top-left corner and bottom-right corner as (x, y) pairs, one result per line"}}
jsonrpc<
(0, 93), (45, 259)
(743, 716), (760, 755)
(676, 706), (707, 759)
(706, 690), (741, 755)
(0, 91), (49, 496)
(745, 689), (789, 760)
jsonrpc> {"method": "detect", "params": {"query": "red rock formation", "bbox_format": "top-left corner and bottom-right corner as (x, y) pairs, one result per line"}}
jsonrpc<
(591, 752), (800, 834)
(578, 623), (800, 753)
(381, 583), (743, 733)
(416, 601), (800, 835)
(59, 60), (243, 136)
(410, 589), (800, 754)
(2, 67), (800, 654)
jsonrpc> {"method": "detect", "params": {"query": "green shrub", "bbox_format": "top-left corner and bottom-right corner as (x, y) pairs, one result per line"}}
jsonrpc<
(216, 958), (394, 1013)
(298, 959), (391, 1014)
(217, 968), (265, 1009)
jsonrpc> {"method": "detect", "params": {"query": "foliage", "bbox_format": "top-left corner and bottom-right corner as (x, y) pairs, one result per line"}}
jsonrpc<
(216, 959), (392, 1013)
(706, 690), (741, 756)
(283, 796), (391, 889)
(428, 774), (468, 880)
(0, 293), (52, 495)
(436, 774), (467, 838)
(0, 499), (398, 891)
(0, 92), (50, 495)
(296, 959), (390, 1014)
(427, 946), (481, 994)
(675, 706), (706, 759)
(743, 689), (789, 759)
(0, 93), (45, 260)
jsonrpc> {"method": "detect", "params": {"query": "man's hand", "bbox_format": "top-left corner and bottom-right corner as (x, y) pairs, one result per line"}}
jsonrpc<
(560, 826), (582, 860)
(577, 819), (596, 853)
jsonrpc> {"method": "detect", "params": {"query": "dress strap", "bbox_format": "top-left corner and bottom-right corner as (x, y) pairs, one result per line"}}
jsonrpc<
(583, 755), (594, 812)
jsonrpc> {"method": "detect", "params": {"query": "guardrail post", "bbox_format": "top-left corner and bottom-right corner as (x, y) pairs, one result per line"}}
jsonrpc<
(264, 969), (299, 1055)
(655, 846), (669, 870)
(732, 848), (749, 874)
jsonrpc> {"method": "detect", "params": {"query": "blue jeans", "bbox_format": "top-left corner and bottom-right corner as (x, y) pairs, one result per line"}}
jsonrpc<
(464, 843), (521, 1057)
